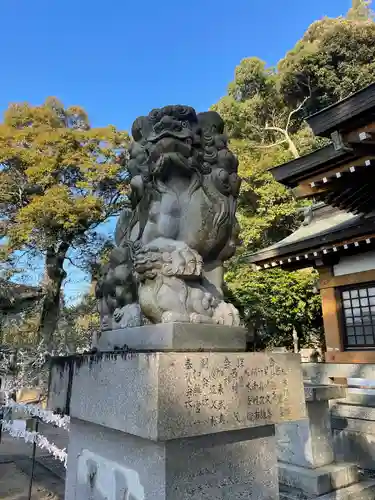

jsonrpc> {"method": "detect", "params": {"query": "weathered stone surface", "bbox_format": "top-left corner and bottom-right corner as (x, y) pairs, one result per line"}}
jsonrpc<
(277, 385), (343, 468)
(277, 384), (373, 499)
(280, 484), (310, 499)
(332, 401), (375, 470)
(278, 462), (358, 496)
(331, 402), (375, 421)
(332, 416), (375, 435)
(300, 348), (322, 363)
(318, 481), (375, 500)
(333, 429), (375, 471)
(334, 393), (375, 407)
(303, 363), (375, 385)
(277, 406), (334, 467)
(65, 419), (164, 500)
(48, 360), (72, 415)
(95, 106), (242, 331)
(48, 352), (305, 441)
(95, 322), (248, 352)
(280, 481), (375, 500)
(304, 384), (346, 402)
(65, 418), (279, 500)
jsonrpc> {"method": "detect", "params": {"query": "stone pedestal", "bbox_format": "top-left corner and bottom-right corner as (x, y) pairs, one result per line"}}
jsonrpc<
(66, 420), (278, 499)
(277, 385), (345, 469)
(94, 322), (249, 352)
(276, 384), (375, 500)
(49, 324), (306, 500)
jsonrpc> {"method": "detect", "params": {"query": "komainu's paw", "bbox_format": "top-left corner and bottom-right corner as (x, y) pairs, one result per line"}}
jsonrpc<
(213, 301), (241, 327)
(113, 308), (123, 322)
(189, 312), (217, 324)
(134, 240), (203, 280)
(161, 311), (190, 323)
(162, 246), (203, 277)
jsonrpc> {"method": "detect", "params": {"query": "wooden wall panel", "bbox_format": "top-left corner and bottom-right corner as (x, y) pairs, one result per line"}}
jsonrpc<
(320, 286), (342, 352)
(325, 351), (375, 363)
(319, 269), (375, 290)
(318, 266), (375, 363)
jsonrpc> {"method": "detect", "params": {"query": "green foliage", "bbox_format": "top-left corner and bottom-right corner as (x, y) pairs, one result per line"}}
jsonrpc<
(0, 98), (129, 252)
(0, 97), (129, 347)
(213, 58), (284, 142)
(1, 307), (41, 347)
(58, 292), (99, 351)
(231, 141), (301, 251)
(215, 5), (375, 348)
(225, 267), (323, 349)
(347, 0), (374, 21)
(278, 9), (375, 114)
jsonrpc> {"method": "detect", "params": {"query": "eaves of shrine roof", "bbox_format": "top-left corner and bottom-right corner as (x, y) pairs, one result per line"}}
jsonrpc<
(307, 82), (375, 138)
(246, 204), (375, 266)
(270, 144), (359, 188)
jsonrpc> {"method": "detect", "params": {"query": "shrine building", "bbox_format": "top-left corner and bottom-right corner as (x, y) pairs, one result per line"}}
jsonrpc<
(247, 82), (375, 364)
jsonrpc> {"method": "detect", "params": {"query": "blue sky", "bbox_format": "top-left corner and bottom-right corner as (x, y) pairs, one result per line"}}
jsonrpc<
(1, 0), (352, 302)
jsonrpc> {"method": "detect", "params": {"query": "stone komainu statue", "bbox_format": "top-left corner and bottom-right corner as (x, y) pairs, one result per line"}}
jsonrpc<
(96, 105), (242, 330)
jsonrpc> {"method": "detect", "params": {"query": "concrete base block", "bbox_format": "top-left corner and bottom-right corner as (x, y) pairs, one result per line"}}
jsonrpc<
(332, 416), (375, 435)
(277, 405), (334, 468)
(334, 394), (375, 407)
(304, 385), (346, 402)
(50, 327), (307, 500)
(333, 429), (375, 471)
(65, 419), (279, 500)
(48, 351), (306, 441)
(279, 462), (358, 496)
(280, 480), (375, 500)
(95, 322), (248, 352)
(277, 384), (346, 469)
(331, 403), (375, 421)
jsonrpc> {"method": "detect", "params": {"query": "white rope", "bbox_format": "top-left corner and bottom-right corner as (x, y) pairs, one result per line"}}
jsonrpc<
(1, 419), (68, 467)
(5, 401), (70, 430)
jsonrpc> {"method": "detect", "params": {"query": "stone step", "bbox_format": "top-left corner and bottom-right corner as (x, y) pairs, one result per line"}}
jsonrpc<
(36, 455), (66, 480)
(333, 429), (375, 471)
(332, 416), (375, 434)
(280, 480), (375, 500)
(334, 394), (375, 407)
(279, 484), (310, 499)
(279, 462), (359, 496)
(331, 403), (375, 421)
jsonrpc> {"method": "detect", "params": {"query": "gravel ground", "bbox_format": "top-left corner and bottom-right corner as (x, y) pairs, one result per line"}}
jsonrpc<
(0, 423), (66, 499)
(0, 461), (64, 499)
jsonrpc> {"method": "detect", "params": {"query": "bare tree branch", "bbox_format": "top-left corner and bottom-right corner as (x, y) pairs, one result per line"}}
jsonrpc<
(264, 125), (300, 159)
(64, 255), (80, 269)
(251, 138), (288, 150)
(248, 80), (312, 159)
(285, 91), (311, 133)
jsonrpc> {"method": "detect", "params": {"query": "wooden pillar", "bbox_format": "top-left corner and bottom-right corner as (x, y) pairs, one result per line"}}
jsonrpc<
(318, 267), (343, 353)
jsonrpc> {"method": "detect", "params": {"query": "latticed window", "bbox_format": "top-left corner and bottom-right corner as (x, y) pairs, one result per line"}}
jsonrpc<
(341, 284), (375, 348)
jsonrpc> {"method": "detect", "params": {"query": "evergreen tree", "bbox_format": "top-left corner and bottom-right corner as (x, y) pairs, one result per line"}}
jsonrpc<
(347, 0), (374, 21)
(0, 98), (129, 349)
(215, 5), (375, 348)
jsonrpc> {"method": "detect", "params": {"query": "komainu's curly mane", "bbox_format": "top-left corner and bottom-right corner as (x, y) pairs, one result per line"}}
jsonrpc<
(96, 105), (242, 331)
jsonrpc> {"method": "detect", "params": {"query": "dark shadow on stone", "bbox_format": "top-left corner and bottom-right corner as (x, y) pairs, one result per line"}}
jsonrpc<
(14, 457), (65, 499)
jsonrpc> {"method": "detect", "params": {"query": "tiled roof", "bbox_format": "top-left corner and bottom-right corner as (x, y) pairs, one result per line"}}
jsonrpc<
(247, 203), (375, 266)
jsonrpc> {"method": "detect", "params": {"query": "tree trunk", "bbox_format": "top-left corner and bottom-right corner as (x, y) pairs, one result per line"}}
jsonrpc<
(38, 243), (69, 351)
(285, 134), (300, 159)
(0, 313), (3, 345)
